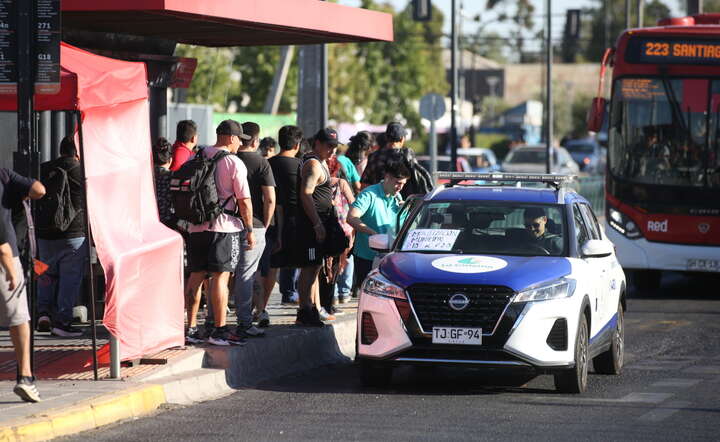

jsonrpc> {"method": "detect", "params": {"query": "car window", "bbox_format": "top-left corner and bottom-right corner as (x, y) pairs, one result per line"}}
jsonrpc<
(506, 150), (544, 164)
(579, 203), (602, 240)
(399, 201), (565, 256)
(573, 205), (591, 250)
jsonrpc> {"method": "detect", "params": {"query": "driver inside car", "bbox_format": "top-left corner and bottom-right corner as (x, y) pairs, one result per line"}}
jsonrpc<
(523, 207), (562, 254)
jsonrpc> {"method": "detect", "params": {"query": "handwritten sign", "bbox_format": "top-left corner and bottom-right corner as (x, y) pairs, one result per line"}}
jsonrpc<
(402, 229), (461, 251)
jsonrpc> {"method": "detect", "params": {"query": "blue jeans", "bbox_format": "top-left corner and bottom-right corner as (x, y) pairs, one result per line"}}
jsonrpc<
(279, 267), (299, 301)
(232, 228), (266, 328)
(334, 254), (354, 298)
(37, 237), (88, 325)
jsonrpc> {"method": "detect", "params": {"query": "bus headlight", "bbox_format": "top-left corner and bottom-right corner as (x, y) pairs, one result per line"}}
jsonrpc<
(607, 206), (642, 239)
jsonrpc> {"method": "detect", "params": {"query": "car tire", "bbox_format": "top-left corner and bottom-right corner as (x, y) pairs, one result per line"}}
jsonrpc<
(359, 359), (392, 388)
(593, 301), (624, 375)
(554, 314), (589, 394)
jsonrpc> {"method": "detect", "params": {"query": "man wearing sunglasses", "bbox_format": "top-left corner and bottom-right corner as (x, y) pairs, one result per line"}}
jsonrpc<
(523, 207), (562, 254)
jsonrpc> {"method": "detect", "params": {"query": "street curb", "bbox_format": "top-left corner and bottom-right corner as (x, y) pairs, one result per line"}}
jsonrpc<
(0, 385), (166, 442)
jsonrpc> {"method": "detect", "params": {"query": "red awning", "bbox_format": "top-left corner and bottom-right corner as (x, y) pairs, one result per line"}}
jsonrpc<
(0, 43), (148, 111)
(62, 0), (394, 46)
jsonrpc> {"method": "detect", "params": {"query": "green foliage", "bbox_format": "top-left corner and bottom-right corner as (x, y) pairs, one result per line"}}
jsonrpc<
(174, 45), (238, 110)
(485, 0), (536, 62)
(474, 133), (507, 149)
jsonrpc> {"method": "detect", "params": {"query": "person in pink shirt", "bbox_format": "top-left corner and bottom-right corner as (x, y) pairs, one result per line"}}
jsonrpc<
(185, 120), (255, 346)
(170, 120), (198, 172)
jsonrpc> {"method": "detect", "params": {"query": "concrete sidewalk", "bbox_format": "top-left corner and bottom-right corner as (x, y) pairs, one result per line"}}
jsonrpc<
(0, 294), (358, 441)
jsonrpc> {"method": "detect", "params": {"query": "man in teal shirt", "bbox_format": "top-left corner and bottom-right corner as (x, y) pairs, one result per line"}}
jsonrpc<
(336, 153), (361, 192)
(348, 160), (410, 293)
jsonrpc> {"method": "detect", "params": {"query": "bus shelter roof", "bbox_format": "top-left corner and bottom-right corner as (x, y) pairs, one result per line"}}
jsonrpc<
(62, 0), (394, 46)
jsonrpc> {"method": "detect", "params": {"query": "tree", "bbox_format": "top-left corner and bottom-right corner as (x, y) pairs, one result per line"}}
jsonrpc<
(485, 0), (536, 62)
(173, 45), (238, 110)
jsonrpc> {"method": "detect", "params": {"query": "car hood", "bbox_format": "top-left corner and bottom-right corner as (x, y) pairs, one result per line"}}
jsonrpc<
(379, 252), (572, 292)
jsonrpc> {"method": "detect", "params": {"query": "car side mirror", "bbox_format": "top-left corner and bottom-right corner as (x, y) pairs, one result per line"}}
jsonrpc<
(369, 233), (391, 253)
(581, 239), (613, 258)
(587, 97), (606, 133)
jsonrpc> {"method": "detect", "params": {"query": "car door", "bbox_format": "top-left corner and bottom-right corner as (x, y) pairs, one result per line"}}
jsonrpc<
(572, 204), (604, 338)
(579, 203), (617, 324)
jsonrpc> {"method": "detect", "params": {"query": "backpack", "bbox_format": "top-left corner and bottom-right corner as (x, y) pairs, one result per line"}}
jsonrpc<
(169, 148), (234, 225)
(36, 164), (79, 235)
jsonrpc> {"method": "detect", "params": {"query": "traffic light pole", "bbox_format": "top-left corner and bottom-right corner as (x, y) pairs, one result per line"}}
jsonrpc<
(545, 0), (553, 174)
(450, 0), (458, 171)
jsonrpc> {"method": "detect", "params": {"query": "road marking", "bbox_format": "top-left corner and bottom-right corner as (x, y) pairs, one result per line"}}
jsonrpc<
(650, 378), (701, 388)
(682, 365), (720, 375)
(637, 400), (692, 422)
(618, 392), (673, 404)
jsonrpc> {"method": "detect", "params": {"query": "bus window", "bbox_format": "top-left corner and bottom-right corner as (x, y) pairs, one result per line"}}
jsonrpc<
(609, 78), (714, 188)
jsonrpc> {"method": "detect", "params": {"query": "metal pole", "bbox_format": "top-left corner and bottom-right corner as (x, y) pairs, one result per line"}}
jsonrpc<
(263, 46), (295, 115)
(430, 119), (437, 176)
(687, 0), (702, 15)
(638, 0), (645, 27)
(625, 0), (631, 29)
(75, 112), (100, 381)
(603, 0), (610, 52)
(450, 0), (458, 170)
(297, 44), (327, 136)
(545, 0), (553, 174)
(109, 335), (120, 379)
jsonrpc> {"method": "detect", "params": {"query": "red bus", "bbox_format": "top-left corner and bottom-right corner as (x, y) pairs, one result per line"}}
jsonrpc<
(589, 14), (720, 289)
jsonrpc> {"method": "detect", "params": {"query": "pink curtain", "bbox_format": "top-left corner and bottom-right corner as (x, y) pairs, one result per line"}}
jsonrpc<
(82, 100), (184, 360)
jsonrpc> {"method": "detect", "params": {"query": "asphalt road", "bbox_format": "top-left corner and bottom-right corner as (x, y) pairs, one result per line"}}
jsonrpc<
(65, 272), (720, 442)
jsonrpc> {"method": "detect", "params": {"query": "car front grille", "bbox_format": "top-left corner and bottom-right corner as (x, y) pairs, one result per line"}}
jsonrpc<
(406, 284), (514, 334)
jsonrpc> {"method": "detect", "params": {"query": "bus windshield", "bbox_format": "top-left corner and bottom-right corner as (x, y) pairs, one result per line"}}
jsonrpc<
(609, 77), (720, 188)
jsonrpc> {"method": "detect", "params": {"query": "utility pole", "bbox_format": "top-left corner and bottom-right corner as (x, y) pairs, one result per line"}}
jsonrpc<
(687, 0), (703, 15)
(638, 0), (645, 27)
(450, 0), (458, 170)
(545, 0), (553, 174)
(603, 0), (611, 51)
(625, 0), (631, 29)
(264, 46), (295, 115)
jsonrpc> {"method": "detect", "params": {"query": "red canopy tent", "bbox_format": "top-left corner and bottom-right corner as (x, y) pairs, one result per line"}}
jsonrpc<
(0, 43), (185, 361)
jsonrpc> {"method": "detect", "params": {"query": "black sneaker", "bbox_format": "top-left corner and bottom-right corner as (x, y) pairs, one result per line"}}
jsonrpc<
(257, 311), (270, 328)
(185, 327), (205, 344)
(237, 324), (265, 337)
(37, 314), (51, 332)
(13, 376), (41, 403)
(295, 307), (324, 327)
(51, 323), (83, 338)
(208, 326), (232, 346)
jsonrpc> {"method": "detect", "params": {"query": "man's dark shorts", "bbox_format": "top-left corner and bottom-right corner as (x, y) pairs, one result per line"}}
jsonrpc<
(295, 213), (338, 268)
(187, 231), (241, 273)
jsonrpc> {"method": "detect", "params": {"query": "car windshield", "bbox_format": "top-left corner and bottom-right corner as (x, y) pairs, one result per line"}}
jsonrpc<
(398, 201), (566, 256)
(565, 142), (594, 153)
(609, 77), (720, 188)
(506, 149), (545, 163)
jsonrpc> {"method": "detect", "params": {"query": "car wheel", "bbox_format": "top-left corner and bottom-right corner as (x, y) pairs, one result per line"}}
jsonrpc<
(593, 301), (624, 375)
(554, 314), (589, 394)
(359, 359), (392, 388)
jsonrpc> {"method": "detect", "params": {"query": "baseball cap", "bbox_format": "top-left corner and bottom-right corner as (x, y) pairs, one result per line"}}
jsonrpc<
(314, 128), (339, 146)
(385, 121), (406, 142)
(216, 119), (251, 140)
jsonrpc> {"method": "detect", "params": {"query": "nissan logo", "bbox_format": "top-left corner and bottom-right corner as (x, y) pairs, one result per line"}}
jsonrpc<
(448, 294), (470, 311)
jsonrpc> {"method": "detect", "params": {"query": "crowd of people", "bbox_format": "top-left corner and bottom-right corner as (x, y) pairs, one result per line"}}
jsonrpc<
(152, 118), (432, 344)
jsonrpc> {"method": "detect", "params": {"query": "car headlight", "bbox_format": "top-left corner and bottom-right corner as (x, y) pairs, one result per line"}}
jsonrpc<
(513, 278), (576, 303)
(607, 206), (641, 239)
(361, 271), (406, 300)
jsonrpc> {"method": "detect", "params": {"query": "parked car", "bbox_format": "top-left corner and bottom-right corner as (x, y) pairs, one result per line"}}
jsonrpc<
(563, 138), (605, 174)
(501, 145), (580, 175)
(417, 147), (501, 174)
(356, 173), (626, 393)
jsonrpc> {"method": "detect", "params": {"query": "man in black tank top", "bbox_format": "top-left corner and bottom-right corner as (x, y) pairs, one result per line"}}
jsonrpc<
(296, 128), (339, 326)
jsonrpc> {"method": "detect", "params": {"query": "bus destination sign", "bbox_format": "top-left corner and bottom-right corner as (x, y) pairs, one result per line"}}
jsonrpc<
(627, 37), (720, 65)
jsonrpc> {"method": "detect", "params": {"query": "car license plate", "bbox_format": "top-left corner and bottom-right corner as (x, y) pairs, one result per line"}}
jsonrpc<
(686, 258), (720, 272)
(432, 327), (482, 345)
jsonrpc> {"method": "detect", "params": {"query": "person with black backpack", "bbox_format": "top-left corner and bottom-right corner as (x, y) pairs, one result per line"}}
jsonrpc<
(36, 136), (88, 338)
(175, 119), (255, 346)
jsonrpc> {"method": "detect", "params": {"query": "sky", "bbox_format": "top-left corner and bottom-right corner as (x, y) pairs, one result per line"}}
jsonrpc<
(338, 0), (685, 52)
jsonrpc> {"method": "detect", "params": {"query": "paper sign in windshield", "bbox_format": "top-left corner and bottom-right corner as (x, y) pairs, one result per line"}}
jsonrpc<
(402, 229), (461, 251)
